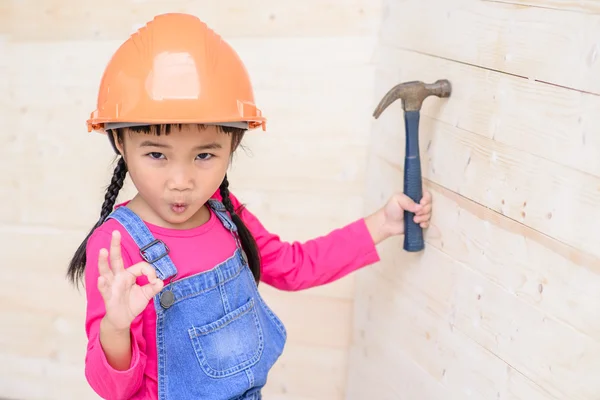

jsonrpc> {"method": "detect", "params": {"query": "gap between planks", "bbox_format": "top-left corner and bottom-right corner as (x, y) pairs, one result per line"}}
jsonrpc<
(418, 173), (600, 277)
(382, 45), (600, 98)
(480, 0), (600, 15)
(380, 155), (600, 292)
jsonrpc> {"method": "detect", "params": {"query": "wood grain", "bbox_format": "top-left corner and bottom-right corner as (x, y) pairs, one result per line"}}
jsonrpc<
(482, 0), (600, 14)
(2, 0), (382, 41)
(380, 0), (600, 94)
(352, 251), (562, 400)
(374, 45), (600, 178)
(371, 112), (600, 258)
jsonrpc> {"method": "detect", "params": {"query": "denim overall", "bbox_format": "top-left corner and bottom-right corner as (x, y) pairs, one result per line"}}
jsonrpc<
(107, 199), (287, 399)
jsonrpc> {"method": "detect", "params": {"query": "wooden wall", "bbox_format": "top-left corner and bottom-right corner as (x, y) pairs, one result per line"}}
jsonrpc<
(4, 1), (599, 399)
(0, 1), (382, 399)
(347, 0), (600, 399)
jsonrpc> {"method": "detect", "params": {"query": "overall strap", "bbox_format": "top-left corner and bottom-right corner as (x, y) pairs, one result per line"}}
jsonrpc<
(107, 207), (178, 280)
(207, 199), (242, 249)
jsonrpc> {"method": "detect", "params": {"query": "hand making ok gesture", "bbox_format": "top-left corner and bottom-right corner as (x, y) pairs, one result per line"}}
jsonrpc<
(97, 230), (165, 332)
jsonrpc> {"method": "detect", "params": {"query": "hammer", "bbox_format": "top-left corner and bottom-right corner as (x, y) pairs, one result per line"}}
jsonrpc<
(373, 79), (451, 252)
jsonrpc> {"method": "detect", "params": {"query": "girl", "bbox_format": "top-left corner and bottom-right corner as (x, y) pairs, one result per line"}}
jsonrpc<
(68, 13), (432, 400)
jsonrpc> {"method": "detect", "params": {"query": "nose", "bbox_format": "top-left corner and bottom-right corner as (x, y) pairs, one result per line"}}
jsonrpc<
(167, 163), (194, 191)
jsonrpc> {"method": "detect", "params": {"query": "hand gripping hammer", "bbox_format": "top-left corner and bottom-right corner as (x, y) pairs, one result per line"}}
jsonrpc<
(373, 79), (451, 252)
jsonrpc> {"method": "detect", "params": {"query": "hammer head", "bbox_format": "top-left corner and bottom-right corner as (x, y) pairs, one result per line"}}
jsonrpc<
(373, 79), (451, 117)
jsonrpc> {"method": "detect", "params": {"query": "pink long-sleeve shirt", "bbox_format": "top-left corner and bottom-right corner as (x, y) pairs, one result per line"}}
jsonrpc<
(83, 191), (380, 399)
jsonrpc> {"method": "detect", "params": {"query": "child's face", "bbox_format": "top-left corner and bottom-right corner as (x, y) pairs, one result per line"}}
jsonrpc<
(116, 124), (233, 228)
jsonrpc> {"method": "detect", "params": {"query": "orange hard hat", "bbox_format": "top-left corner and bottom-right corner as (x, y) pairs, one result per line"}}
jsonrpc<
(87, 13), (265, 133)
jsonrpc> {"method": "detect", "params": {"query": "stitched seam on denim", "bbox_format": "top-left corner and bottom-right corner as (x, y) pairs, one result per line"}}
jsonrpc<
(245, 268), (287, 338)
(164, 257), (245, 305)
(161, 249), (240, 292)
(189, 298), (254, 336)
(211, 207), (236, 231)
(156, 307), (166, 399)
(187, 298), (264, 377)
(245, 368), (255, 391)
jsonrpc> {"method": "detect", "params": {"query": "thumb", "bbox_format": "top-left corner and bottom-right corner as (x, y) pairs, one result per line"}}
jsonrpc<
(394, 193), (420, 213)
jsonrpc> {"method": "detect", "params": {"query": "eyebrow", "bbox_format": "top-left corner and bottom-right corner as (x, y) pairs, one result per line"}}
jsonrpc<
(139, 140), (223, 151)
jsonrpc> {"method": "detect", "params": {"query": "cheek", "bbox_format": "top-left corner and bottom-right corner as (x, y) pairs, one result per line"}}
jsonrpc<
(126, 158), (163, 192)
(201, 156), (230, 188)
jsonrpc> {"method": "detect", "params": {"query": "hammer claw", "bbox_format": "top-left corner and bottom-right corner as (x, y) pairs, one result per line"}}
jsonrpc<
(372, 82), (411, 119)
(373, 79), (452, 114)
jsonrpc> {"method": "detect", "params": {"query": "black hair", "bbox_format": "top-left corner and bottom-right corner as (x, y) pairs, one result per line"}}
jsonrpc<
(66, 124), (261, 287)
(219, 174), (261, 283)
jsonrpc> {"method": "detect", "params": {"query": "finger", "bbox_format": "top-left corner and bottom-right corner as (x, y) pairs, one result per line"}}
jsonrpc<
(420, 191), (432, 205)
(394, 193), (420, 213)
(420, 221), (430, 228)
(97, 275), (110, 302)
(413, 214), (431, 223)
(109, 230), (125, 273)
(126, 262), (158, 281)
(416, 203), (432, 216)
(98, 248), (114, 282)
(140, 279), (165, 301)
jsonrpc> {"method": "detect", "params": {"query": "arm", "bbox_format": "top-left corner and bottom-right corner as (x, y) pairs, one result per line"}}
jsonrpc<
(227, 193), (381, 291)
(84, 230), (147, 399)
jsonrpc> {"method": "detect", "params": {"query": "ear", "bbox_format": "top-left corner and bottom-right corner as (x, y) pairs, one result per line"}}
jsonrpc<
(108, 130), (125, 156)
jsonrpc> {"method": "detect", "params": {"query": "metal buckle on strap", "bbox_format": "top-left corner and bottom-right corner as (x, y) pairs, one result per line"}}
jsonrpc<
(139, 239), (170, 264)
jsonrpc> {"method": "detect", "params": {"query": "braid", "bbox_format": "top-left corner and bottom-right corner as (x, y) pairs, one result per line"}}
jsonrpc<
(219, 175), (261, 284)
(220, 177), (236, 216)
(99, 157), (128, 222)
(67, 157), (128, 287)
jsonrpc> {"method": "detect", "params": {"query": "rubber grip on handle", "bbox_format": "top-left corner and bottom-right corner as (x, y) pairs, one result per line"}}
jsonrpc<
(403, 110), (424, 252)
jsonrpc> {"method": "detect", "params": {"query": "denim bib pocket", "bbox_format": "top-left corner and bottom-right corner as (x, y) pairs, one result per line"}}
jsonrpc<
(188, 297), (264, 378)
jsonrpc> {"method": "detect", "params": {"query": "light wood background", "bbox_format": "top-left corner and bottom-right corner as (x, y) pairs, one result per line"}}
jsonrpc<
(347, 0), (600, 399)
(2, 0), (600, 399)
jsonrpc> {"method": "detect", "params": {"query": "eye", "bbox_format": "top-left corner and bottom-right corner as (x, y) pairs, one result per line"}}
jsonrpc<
(196, 153), (213, 160)
(147, 152), (165, 160)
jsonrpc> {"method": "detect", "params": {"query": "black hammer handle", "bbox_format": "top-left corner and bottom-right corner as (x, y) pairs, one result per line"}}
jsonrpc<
(403, 110), (424, 252)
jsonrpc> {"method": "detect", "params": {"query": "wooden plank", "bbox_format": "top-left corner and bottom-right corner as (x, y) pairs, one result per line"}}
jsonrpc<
(483, 0), (600, 14)
(365, 155), (600, 344)
(3, 0), (382, 41)
(374, 236), (600, 399)
(0, 36), (8, 85)
(0, 354), (100, 400)
(229, 137), (368, 192)
(403, 247), (600, 400)
(346, 335), (463, 400)
(370, 112), (600, 258)
(374, 46), (600, 178)
(7, 37), (377, 88)
(263, 344), (348, 400)
(381, 0), (600, 94)
(359, 155), (600, 398)
(259, 286), (354, 349)
(351, 250), (561, 400)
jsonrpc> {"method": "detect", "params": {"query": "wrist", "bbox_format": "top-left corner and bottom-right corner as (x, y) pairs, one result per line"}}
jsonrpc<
(99, 316), (133, 371)
(100, 316), (131, 337)
(364, 208), (392, 245)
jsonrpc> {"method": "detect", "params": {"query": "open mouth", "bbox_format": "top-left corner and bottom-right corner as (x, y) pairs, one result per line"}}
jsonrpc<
(170, 203), (188, 214)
